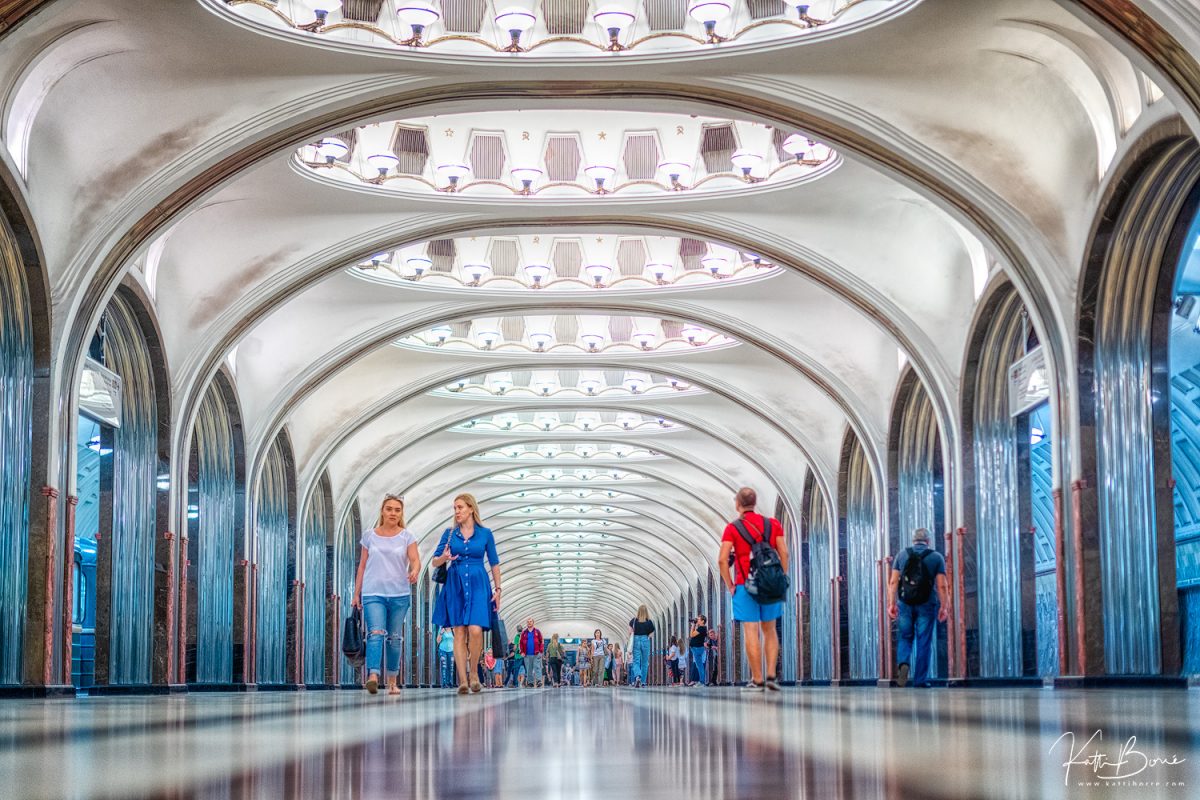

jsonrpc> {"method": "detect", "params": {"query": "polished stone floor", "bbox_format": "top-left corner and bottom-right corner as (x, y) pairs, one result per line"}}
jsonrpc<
(0, 686), (1196, 799)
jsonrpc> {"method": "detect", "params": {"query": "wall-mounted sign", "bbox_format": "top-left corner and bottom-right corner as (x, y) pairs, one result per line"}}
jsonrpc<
(1008, 346), (1050, 418)
(79, 357), (122, 428)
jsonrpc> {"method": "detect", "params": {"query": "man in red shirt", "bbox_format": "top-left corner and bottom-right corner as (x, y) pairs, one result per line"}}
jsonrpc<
(718, 487), (790, 692)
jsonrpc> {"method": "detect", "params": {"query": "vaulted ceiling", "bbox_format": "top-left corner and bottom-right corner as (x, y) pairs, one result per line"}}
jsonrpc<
(4, 0), (1198, 635)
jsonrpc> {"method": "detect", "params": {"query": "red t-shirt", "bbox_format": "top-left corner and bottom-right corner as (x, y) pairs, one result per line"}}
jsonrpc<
(722, 513), (782, 585)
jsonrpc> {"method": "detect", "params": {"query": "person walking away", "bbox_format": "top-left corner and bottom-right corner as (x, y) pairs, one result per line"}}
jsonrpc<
(546, 634), (565, 686)
(580, 640), (592, 687)
(613, 643), (624, 686)
(589, 629), (608, 687)
(482, 649), (497, 688)
(688, 615), (709, 686)
(505, 644), (521, 688)
(887, 528), (950, 687)
(519, 618), (545, 688)
(353, 494), (420, 695)
(430, 493), (503, 695)
(718, 487), (790, 692)
(666, 636), (683, 685)
(628, 606), (655, 687)
(436, 627), (456, 688)
(492, 647), (505, 687)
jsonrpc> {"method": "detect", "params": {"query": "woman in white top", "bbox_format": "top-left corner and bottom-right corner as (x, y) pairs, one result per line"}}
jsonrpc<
(590, 629), (608, 687)
(353, 494), (420, 695)
(666, 636), (683, 686)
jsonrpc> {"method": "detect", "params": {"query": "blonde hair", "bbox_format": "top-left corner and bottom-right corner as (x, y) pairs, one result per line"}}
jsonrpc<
(636, 604), (649, 622)
(376, 493), (405, 528)
(454, 492), (484, 526)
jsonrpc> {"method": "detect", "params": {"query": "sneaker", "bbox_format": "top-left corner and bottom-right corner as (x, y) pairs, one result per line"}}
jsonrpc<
(896, 663), (910, 688)
(764, 678), (780, 692)
(742, 681), (765, 693)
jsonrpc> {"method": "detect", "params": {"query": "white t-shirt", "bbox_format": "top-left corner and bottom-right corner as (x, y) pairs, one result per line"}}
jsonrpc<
(360, 528), (416, 597)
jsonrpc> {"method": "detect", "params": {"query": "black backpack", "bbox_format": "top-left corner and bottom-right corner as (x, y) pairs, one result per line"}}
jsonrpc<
(732, 515), (790, 604)
(897, 547), (938, 605)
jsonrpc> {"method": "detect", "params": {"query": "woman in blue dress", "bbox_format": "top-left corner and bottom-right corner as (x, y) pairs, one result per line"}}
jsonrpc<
(430, 493), (502, 694)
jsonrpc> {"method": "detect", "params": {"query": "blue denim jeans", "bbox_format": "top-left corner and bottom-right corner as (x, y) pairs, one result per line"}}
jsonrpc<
(631, 635), (651, 684)
(363, 595), (411, 678)
(896, 600), (938, 685)
(689, 646), (707, 684)
(438, 651), (455, 687)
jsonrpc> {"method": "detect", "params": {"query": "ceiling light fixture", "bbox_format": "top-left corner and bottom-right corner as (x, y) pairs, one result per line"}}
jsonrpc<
(584, 263), (612, 287)
(463, 262), (492, 286)
(476, 329), (501, 349)
(583, 164), (617, 193)
(396, 1), (440, 45)
(593, 7), (636, 51)
(296, 0), (342, 31)
(730, 148), (764, 181)
(579, 333), (606, 353)
(681, 324), (704, 344)
(430, 324), (453, 345)
(315, 136), (349, 164)
(529, 331), (554, 352)
(524, 263), (551, 287)
(644, 262), (674, 284)
(687, 0), (731, 44)
(358, 252), (392, 270)
(631, 331), (657, 351)
(657, 160), (692, 191)
(496, 7), (537, 52)
(511, 165), (543, 195)
(701, 255), (731, 277)
(790, 2), (827, 27)
(366, 153), (398, 182)
(406, 256), (431, 278)
(437, 162), (471, 192)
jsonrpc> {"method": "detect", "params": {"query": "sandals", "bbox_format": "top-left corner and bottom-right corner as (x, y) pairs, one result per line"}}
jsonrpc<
(365, 674), (379, 694)
(469, 680), (483, 693)
(456, 684), (469, 695)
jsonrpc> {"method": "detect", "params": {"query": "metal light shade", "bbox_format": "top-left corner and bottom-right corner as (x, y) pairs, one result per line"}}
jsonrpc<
(579, 333), (606, 351)
(366, 153), (399, 176)
(316, 137), (349, 161)
(657, 160), (693, 181)
(644, 262), (674, 281)
(396, 1), (440, 26)
(495, 7), (537, 31)
(524, 263), (552, 282)
(730, 149), (763, 171)
(359, 252), (392, 268)
(578, 376), (603, 392)
(511, 166), (544, 184)
(475, 329), (501, 347)
(584, 164), (617, 183)
(406, 256), (433, 274)
(584, 264), (612, 283)
(681, 324), (705, 341)
(463, 263), (492, 281)
(616, 413), (640, 429)
(781, 133), (808, 156)
(529, 331), (555, 349)
(687, 0), (732, 22)
(593, 7), (635, 31)
(631, 331), (657, 349)
(623, 374), (649, 392)
(701, 256), (731, 276)
(437, 162), (471, 180)
(490, 376), (514, 393)
(429, 324), (453, 341)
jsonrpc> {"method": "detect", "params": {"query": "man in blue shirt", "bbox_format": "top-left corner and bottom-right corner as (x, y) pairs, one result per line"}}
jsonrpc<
(887, 528), (950, 688)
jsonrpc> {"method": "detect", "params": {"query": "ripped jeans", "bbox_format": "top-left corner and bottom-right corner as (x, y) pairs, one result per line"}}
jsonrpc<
(363, 595), (412, 678)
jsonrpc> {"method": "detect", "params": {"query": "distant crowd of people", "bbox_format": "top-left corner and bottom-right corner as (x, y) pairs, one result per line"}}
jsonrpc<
(352, 486), (947, 694)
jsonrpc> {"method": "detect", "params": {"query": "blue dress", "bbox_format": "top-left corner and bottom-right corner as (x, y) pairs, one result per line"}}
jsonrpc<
(431, 525), (500, 629)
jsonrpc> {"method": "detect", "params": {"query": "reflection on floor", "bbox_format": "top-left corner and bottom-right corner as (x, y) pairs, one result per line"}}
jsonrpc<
(0, 687), (1196, 799)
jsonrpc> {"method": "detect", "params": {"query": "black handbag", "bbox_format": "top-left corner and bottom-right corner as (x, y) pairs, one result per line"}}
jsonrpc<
(489, 604), (507, 654)
(432, 527), (452, 584)
(342, 605), (365, 668)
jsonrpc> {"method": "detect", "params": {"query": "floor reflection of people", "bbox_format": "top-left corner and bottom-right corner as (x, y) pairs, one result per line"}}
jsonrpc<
(431, 702), (501, 799)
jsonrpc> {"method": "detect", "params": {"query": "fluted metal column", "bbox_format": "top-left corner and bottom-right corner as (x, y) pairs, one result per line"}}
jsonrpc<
(102, 295), (159, 686)
(972, 292), (1025, 678)
(255, 436), (292, 685)
(0, 219), (33, 686)
(806, 484), (833, 681)
(193, 385), (236, 684)
(301, 475), (331, 685)
(845, 438), (879, 680)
